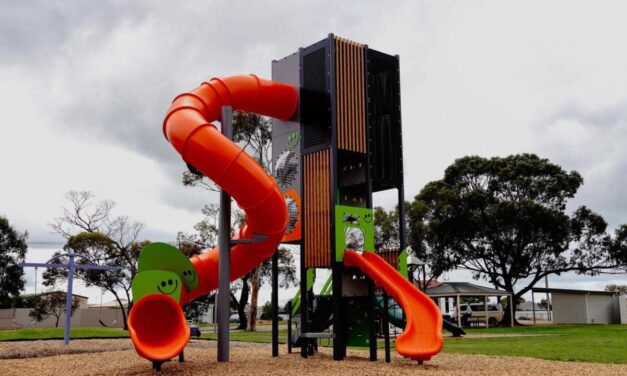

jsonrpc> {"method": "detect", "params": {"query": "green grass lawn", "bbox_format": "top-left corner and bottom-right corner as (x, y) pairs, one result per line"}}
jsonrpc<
(0, 327), (129, 341)
(443, 324), (627, 364)
(3, 325), (625, 365)
(203, 324), (627, 364)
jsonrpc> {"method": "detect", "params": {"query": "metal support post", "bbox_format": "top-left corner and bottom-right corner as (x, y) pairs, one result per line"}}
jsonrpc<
(332, 262), (344, 360)
(382, 292), (391, 363)
(367, 279), (377, 361)
(287, 301), (292, 354)
(217, 105), (233, 362)
(299, 269), (308, 357)
(64, 255), (75, 346)
(272, 249), (279, 357)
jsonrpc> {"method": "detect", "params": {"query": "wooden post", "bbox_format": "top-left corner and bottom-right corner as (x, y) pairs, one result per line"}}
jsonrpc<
(456, 295), (461, 327)
(532, 291), (536, 325)
(509, 295), (514, 327)
(484, 295), (488, 328)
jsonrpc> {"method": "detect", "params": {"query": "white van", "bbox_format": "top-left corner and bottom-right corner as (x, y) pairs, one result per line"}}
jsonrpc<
(451, 303), (503, 326)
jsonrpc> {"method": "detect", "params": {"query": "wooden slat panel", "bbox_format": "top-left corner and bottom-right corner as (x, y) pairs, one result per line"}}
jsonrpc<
(357, 43), (365, 152)
(304, 149), (331, 268)
(335, 37), (366, 153)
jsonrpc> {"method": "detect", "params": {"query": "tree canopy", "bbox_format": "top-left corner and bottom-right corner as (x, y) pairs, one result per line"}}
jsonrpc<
(413, 154), (625, 324)
(46, 191), (144, 329)
(0, 216), (28, 308)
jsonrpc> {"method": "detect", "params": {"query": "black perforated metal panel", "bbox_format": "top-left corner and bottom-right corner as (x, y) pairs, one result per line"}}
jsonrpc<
(301, 43), (331, 151)
(367, 49), (402, 191)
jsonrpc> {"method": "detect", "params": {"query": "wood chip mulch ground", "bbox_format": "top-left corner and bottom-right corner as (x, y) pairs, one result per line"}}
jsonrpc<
(0, 338), (625, 375)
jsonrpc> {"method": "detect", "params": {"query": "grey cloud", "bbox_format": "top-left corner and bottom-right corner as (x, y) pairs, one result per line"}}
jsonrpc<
(570, 158), (627, 229)
(546, 102), (627, 131)
(14, 0), (404, 212)
(0, 1), (148, 66)
(535, 102), (627, 228)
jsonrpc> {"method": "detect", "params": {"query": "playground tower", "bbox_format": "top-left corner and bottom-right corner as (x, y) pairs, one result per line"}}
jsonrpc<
(272, 34), (406, 360)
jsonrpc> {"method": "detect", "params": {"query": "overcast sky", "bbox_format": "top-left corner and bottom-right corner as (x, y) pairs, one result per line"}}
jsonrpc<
(1, 1), (626, 304)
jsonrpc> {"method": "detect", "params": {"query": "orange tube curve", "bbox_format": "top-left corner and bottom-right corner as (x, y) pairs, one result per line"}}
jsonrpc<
(344, 251), (443, 361)
(129, 75), (297, 361)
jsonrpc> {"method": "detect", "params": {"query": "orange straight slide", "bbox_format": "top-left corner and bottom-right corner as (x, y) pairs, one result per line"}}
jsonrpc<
(128, 75), (297, 361)
(344, 251), (443, 361)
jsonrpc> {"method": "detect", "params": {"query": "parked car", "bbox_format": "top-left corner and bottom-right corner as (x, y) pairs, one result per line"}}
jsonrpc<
(187, 322), (201, 337)
(451, 303), (503, 326)
(229, 314), (241, 323)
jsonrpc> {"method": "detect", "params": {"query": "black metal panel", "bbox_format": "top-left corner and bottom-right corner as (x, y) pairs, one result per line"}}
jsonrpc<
(366, 49), (402, 191)
(338, 150), (368, 208)
(301, 39), (332, 152)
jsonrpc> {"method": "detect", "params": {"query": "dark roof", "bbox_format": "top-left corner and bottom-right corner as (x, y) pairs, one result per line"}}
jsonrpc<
(425, 282), (511, 297)
(532, 287), (616, 296)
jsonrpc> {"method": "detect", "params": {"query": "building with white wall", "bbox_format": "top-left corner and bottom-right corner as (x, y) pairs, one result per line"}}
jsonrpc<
(532, 287), (627, 324)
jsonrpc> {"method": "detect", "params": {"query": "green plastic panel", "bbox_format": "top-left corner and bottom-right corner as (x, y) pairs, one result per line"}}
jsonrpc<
(137, 242), (199, 291)
(334, 205), (374, 262)
(398, 248), (408, 279)
(345, 297), (371, 347)
(307, 268), (316, 290)
(320, 274), (333, 296)
(132, 270), (183, 303)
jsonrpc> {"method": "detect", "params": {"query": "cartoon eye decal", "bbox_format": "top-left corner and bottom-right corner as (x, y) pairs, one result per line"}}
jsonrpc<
(168, 279), (173, 285)
(161, 281), (166, 287)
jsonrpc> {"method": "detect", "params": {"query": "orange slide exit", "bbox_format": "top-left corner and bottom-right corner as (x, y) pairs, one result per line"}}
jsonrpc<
(128, 75), (297, 361)
(344, 251), (443, 361)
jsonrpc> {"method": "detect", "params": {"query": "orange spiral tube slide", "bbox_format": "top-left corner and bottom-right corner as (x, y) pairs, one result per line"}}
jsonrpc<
(128, 75), (297, 361)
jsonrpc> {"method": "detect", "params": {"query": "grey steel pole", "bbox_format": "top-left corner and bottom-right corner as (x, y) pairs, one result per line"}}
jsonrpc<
(217, 105), (233, 362)
(64, 255), (75, 346)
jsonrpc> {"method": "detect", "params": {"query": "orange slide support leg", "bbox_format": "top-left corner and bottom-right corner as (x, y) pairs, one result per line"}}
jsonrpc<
(128, 75), (297, 362)
(344, 250), (443, 361)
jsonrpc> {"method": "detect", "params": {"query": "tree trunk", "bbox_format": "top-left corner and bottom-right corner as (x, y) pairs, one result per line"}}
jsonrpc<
(111, 290), (129, 330)
(249, 267), (261, 331)
(120, 301), (129, 330)
(499, 293), (522, 326)
(236, 275), (250, 330)
(55, 314), (60, 327)
(123, 286), (133, 330)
